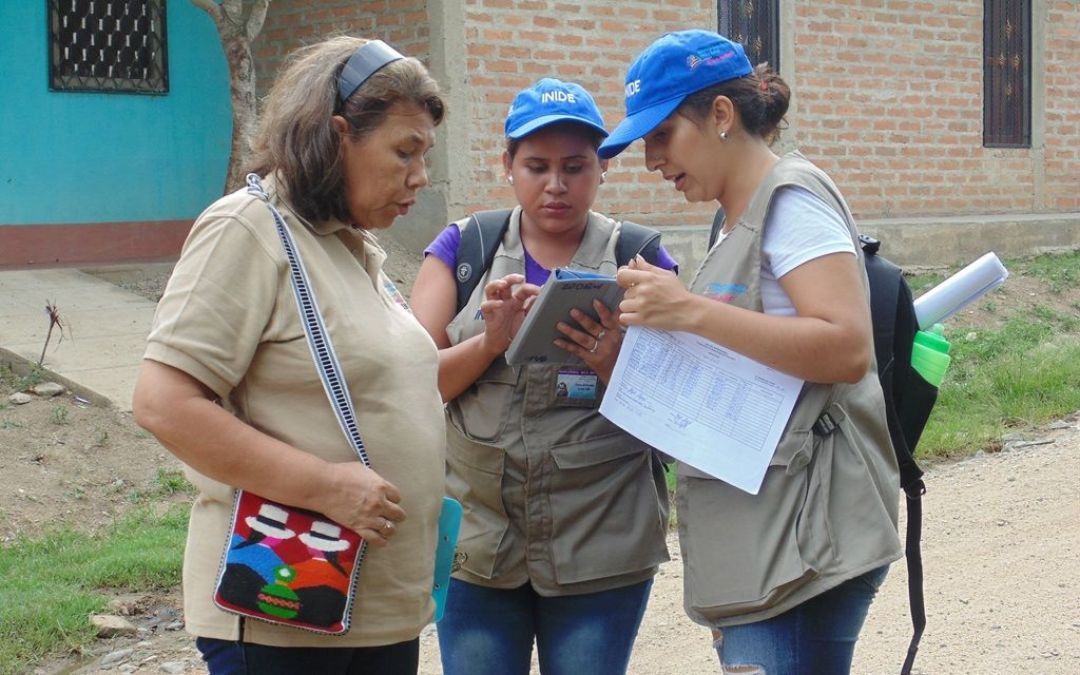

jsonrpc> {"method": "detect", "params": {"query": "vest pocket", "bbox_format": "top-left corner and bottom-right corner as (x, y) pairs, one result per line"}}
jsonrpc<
(548, 432), (670, 584)
(679, 428), (834, 622)
(445, 424), (510, 580)
(447, 361), (519, 442)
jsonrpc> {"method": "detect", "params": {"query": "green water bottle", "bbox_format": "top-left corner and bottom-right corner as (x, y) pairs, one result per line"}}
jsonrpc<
(911, 323), (951, 387)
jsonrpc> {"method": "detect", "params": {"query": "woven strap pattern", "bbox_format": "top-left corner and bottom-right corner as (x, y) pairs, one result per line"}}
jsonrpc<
(245, 173), (371, 468)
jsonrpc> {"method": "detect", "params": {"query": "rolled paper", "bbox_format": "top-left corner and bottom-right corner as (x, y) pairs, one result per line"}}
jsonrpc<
(913, 252), (1009, 330)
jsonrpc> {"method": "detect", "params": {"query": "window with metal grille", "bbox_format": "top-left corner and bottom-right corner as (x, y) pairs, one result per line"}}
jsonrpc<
(48, 0), (169, 94)
(718, 0), (779, 70)
(983, 0), (1030, 147)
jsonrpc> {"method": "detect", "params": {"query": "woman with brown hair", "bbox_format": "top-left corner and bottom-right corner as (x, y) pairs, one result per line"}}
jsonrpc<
(410, 78), (676, 674)
(601, 30), (902, 674)
(133, 36), (447, 674)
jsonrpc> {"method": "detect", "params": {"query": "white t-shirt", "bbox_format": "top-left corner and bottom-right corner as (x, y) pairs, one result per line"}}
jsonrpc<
(759, 186), (856, 316)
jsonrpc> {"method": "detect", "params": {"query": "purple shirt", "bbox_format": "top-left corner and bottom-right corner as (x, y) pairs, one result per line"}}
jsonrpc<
(424, 223), (680, 287)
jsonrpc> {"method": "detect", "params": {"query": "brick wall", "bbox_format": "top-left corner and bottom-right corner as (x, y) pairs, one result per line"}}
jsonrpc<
(457, 0), (719, 228)
(1044, 0), (1080, 211)
(250, 0), (1077, 235)
(253, 0), (431, 97)
(792, 0), (1077, 220)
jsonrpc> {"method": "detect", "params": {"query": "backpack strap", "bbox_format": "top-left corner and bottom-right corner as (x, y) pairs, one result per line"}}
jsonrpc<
(859, 234), (927, 675)
(616, 220), (663, 268)
(707, 207), (726, 249)
(454, 209), (513, 313)
(861, 235), (900, 397)
(860, 234), (926, 493)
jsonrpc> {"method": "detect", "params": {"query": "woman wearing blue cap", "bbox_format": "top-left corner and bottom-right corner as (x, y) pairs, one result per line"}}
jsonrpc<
(410, 78), (677, 674)
(600, 31), (903, 674)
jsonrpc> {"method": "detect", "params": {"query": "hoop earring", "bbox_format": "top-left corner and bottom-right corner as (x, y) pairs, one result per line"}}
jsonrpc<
(507, 175), (514, 185)
(601, 171), (608, 183)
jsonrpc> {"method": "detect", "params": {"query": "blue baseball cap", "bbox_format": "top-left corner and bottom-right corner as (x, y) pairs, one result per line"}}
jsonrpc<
(505, 78), (608, 140)
(598, 30), (753, 159)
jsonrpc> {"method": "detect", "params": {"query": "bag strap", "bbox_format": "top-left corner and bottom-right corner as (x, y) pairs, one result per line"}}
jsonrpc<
(615, 220), (663, 268)
(245, 174), (371, 468)
(707, 207), (726, 249)
(901, 490), (926, 675)
(455, 209), (513, 313)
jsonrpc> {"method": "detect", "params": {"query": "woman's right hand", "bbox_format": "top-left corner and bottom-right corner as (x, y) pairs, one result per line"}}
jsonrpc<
(479, 273), (540, 356)
(316, 462), (407, 547)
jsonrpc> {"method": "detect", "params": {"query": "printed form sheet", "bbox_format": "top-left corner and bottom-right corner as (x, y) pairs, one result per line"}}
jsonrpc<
(599, 326), (804, 494)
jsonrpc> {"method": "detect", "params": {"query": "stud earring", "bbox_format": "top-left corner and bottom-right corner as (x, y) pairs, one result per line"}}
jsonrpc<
(719, 131), (728, 141)
(507, 175), (514, 184)
(601, 171), (608, 182)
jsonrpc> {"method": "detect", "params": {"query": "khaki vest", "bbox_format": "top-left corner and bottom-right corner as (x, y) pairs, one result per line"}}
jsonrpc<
(445, 207), (670, 594)
(678, 153), (902, 627)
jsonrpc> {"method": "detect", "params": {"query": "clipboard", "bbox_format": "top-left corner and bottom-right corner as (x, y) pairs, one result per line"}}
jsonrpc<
(504, 268), (624, 366)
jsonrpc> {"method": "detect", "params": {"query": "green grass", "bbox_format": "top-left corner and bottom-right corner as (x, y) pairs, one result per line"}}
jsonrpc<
(50, 405), (69, 425)
(910, 251), (1080, 460)
(154, 468), (195, 496)
(0, 362), (48, 392)
(1015, 249), (1080, 294)
(916, 312), (1080, 460)
(0, 506), (189, 674)
(120, 469), (196, 504)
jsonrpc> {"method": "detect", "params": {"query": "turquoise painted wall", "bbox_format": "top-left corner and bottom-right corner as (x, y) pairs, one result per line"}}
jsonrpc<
(0, 2), (231, 224)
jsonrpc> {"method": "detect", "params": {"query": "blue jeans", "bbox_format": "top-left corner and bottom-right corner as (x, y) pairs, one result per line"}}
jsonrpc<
(437, 578), (653, 675)
(714, 565), (889, 675)
(195, 636), (418, 674)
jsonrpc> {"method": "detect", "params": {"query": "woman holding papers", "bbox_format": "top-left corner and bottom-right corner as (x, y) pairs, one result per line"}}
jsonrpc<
(598, 31), (903, 674)
(410, 78), (676, 675)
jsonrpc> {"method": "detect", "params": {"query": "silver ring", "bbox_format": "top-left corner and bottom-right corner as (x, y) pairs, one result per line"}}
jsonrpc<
(596, 329), (606, 342)
(382, 519), (393, 531)
(588, 338), (600, 354)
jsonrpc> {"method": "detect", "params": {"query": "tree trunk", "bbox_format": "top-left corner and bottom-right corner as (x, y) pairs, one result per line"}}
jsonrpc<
(191, 0), (270, 194)
(223, 35), (258, 193)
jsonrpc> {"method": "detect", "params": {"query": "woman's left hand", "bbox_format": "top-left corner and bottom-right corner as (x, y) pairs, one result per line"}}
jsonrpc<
(555, 299), (623, 382)
(616, 255), (695, 332)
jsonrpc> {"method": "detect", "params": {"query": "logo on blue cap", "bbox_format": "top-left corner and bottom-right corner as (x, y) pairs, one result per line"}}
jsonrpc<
(598, 30), (753, 159)
(505, 78), (608, 140)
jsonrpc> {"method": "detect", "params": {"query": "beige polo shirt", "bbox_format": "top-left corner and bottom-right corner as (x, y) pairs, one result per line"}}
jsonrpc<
(144, 177), (446, 647)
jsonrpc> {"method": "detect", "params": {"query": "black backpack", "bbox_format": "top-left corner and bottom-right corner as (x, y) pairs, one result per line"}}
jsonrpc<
(709, 212), (933, 675)
(454, 209), (666, 313)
